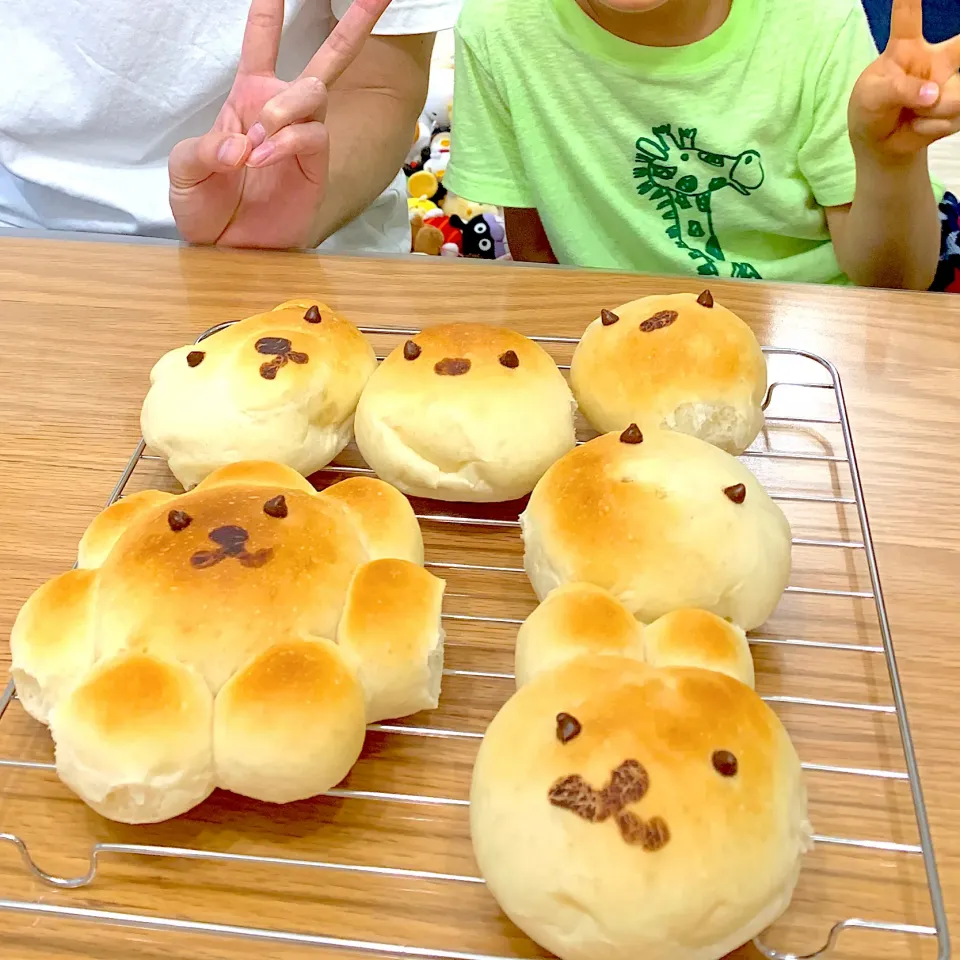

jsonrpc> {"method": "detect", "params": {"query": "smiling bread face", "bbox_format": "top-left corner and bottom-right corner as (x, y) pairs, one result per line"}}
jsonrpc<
(141, 299), (377, 488)
(10, 461), (445, 822)
(354, 323), (576, 502)
(470, 588), (810, 960)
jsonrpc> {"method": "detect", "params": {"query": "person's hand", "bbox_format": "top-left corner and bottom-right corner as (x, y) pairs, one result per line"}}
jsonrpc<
(169, 0), (391, 248)
(849, 0), (960, 163)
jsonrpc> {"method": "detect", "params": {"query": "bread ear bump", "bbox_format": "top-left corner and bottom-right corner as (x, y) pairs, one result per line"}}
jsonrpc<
(77, 490), (177, 569)
(194, 460), (316, 495)
(515, 583), (644, 688)
(321, 477), (424, 564)
(643, 608), (755, 689)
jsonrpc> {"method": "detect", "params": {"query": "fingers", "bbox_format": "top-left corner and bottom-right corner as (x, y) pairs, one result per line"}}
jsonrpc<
(238, 0), (284, 75)
(246, 121), (330, 184)
(911, 116), (960, 140)
(914, 81), (960, 121)
(936, 33), (960, 70)
(302, 0), (393, 86)
(856, 68), (939, 114)
(252, 76), (329, 142)
(889, 0), (923, 41)
(169, 131), (252, 189)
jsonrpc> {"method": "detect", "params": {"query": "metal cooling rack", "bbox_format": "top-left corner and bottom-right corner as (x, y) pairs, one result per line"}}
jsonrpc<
(0, 326), (951, 960)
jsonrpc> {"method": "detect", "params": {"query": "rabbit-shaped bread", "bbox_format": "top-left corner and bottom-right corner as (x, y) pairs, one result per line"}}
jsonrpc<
(471, 584), (811, 960)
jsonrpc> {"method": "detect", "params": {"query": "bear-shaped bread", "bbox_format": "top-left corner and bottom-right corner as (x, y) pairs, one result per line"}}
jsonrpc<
(141, 299), (377, 489)
(10, 462), (445, 823)
(570, 292), (766, 455)
(471, 587), (811, 960)
(521, 427), (791, 630)
(354, 323), (576, 502)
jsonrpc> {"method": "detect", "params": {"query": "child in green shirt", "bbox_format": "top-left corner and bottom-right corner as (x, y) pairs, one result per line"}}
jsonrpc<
(445, 0), (960, 288)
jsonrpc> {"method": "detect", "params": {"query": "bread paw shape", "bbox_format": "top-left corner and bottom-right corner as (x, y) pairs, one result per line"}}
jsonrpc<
(141, 299), (377, 489)
(11, 462), (445, 822)
(571, 292), (766, 455)
(355, 323), (576, 502)
(520, 427), (791, 631)
(471, 585), (811, 960)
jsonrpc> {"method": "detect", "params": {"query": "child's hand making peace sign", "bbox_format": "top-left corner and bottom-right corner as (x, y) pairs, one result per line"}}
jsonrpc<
(169, 0), (392, 249)
(849, 0), (960, 161)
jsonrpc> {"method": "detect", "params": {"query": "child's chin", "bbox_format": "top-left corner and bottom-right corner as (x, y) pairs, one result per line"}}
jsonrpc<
(594, 0), (673, 11)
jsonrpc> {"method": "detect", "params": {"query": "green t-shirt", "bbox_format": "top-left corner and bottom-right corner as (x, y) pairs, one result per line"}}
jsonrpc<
(446, 0), (884, 283)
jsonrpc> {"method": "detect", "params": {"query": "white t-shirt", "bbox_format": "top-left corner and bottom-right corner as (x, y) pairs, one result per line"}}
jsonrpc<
(0, 0), (460, 252)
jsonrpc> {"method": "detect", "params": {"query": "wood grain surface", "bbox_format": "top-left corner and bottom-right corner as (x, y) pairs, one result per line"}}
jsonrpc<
(0, 236), (958, 960)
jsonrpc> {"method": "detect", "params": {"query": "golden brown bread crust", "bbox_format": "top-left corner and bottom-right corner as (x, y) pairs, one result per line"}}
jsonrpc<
(515, 582), (644, 687)
(194, 460), (317, 494)
(10, 569), (98, 723)
(141, 299), (377, 488)
(570, 292), (766, 454)
(644, 608), (754, 688)
(354, 322), (576, 502)
(521, 429), (791, 630)
(322, 476), (425, 564)
(337, 559), (446, 722)
(471, 655), (809, 960)
(77, 491), (176, 569)
(95, 484), (366, 692)
(51, 652), (216, 824)
(11, 461), (439, 821)
(57, 651), (207, 742)
(213, 637), (367, 804)
(370, 323), (563, 389)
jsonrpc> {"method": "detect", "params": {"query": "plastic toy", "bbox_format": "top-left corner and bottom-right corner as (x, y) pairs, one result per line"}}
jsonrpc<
(451, 213), (507, 260)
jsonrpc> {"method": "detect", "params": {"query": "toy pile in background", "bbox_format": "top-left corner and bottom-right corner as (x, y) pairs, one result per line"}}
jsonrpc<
(404, 31), (509, 261)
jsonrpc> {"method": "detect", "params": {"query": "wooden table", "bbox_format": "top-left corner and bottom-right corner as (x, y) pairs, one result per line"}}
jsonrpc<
(0, 235), (957, 960)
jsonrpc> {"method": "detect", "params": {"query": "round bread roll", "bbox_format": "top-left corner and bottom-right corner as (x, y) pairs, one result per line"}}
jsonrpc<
(570, 292), (766, 455)
(521, 428), (791, 630)
(337, 559), (446, 722)
(51, 652), (215, 824)
(470, 656), (810, 960)
(515, 582), (644, 688)
(214, 638), (366, 804)
(354, 323), (576, 502)
(141, 299), (377, 488)
(10, 569), (98, 724)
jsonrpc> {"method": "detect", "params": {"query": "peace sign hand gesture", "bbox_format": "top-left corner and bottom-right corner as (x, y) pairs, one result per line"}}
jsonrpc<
(169, 0), (392, 249)
(849, 0), (960, 161)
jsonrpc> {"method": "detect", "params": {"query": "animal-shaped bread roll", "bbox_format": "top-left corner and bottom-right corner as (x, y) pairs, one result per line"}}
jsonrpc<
(571, 291), (766, 454)
(141, 299), (377, 488)
(11, 462), (444, 823)
(521, 427), (791, 630)
(471, 587), (810, 960)
(355, 323), (576, 502)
